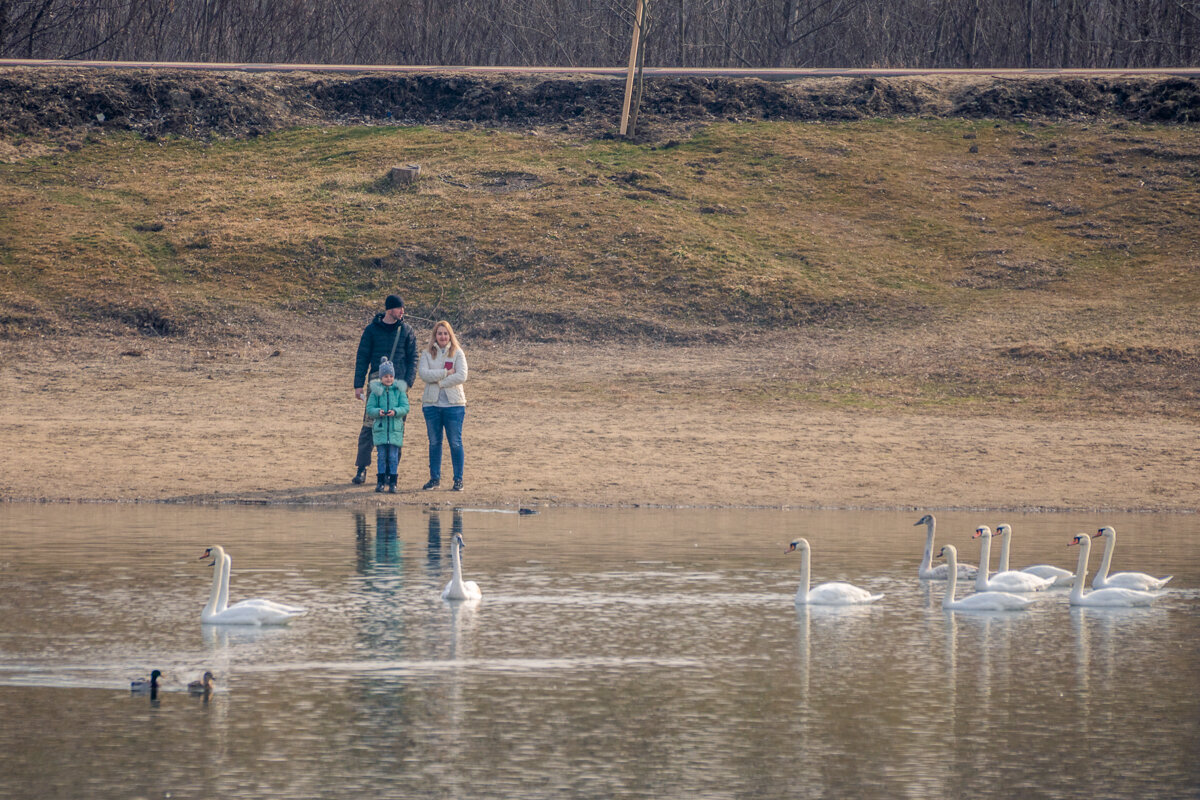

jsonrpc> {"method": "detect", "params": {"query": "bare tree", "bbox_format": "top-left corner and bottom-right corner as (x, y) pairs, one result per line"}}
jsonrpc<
(4, 0), (1199, 68)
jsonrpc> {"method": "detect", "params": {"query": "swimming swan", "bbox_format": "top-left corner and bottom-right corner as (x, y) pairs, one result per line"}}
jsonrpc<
(1068, 533), (1159, 607)
(937, 545), (1034, 611)
(442, 533), (482, 601)
(786, 538), (883, 605)
(973, 526), (1056, 592)
(1091, 526), (1173, 591)
(216, 552), (305, 616)
(994, 523), (1075, 586)
(915, 514), (977, 580)
(200, 546), (306, 625)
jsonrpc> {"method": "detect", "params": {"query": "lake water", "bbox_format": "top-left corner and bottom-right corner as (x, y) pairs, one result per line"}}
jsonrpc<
(0, 504), (1197, 799)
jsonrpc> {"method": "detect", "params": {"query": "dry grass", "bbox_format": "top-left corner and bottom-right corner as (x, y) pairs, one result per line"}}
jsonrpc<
(1, 119), (1197, 418)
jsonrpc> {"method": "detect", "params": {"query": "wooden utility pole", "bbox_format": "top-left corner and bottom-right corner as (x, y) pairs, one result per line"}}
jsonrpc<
(619, 0), (647, 138)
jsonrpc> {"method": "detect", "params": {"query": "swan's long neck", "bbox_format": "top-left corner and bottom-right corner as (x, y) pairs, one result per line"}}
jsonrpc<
(202, 546), (226, 618)
(1097, 530), (1116, 582)
(219, 553), (231, 612)
(921, 521), (935, 572)
(450, 540), (465, 589)
(799, 543), (811, 598)
(1070, 538), (1090, 603)
(997, 527), (1011, 573)
(943, 547), (958, 607)
(975, 531), (992, 590)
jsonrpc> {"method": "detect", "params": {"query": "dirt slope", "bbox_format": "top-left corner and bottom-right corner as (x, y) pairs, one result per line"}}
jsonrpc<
(2, 69), (1198, 143)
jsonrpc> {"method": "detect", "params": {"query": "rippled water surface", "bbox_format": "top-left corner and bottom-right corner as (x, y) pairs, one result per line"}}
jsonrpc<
(1, 504), (1197, 799)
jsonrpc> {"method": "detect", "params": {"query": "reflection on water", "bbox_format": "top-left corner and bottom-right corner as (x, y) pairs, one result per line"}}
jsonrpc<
(0, 504), (1197, 799)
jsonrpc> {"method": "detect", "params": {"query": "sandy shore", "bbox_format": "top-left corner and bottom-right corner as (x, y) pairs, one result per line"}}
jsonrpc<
(1, 332), (1196, 513)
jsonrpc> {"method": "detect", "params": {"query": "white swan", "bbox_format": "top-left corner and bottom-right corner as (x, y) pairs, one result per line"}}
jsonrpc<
(200, 546), (306, 625)
(973, 526), (1056, 593)
(442, 533), (482, 601)
(994, 523), (1075, 586)
(915, 514), (977, 580)
(1068, 533), (1159, 607)
(216, 552), (306, 616)
(786, 538), (883, 605)
(937, 545), (1034, 611)
(1091, 526), (1173, 591)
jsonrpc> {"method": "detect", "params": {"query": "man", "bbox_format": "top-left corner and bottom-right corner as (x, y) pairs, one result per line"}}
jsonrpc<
(352, 294), (418, 484)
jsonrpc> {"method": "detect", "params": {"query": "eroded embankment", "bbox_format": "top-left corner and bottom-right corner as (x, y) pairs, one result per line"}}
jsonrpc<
(1, 69), (1198, 142)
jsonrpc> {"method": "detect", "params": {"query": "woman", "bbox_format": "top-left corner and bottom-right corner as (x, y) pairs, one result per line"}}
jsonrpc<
(418, 320), (468, 491)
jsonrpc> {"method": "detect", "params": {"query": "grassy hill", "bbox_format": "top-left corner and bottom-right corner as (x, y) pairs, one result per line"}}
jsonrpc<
(1, 116), (1197, 416)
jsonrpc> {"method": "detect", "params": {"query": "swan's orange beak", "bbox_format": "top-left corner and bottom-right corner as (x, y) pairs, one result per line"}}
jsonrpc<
(1067, 536), (1082, 547)
(199, 548), (212, 560)
(785, 543), (797, 553)
(1093, 529), (1104, 537)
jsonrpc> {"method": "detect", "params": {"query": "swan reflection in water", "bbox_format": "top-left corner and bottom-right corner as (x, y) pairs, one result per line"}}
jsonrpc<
(1071, 603), (1167, 734)
(202, 620), (288, 648)
(793, 603), (879, 698)
(943, 610), (1021, 779)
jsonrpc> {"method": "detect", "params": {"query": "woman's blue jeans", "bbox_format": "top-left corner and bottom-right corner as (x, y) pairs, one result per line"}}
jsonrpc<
(422, 405), (465, 482)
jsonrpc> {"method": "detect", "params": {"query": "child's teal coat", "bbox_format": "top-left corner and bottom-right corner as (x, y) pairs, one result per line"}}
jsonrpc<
(366, 378), (409, 446)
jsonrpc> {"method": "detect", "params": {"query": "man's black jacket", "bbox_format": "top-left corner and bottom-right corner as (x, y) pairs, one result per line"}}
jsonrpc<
(354, 313), (418, 389)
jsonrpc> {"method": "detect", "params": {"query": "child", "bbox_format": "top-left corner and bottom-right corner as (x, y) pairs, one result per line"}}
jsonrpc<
(365, 357), (409, 493)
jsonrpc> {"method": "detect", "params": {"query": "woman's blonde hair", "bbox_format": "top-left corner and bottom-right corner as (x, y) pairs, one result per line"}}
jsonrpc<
(427, 320), (461, 357)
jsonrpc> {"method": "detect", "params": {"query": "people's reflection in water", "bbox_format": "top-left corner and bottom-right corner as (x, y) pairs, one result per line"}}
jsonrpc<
(352, 509), (407, 660)
(354, 511), (370, 573)
(376, 508), (400, 566)
(355, 509), (403, 578)
(426, 509), (463, 578)
(349, 510), (416, 739)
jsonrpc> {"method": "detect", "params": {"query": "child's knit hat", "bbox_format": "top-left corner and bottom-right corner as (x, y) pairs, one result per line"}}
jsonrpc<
(379, 357), (395, 378)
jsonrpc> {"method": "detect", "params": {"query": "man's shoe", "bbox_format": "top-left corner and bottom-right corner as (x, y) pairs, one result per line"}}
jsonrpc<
(451, 479), (464, 492)
(352, 466), (367, 485)
(421, 479), (440, 491)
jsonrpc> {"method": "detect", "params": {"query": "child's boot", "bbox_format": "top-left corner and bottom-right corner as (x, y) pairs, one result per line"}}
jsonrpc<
(387, 473), (397, 493)
(375, 472), (386, 493)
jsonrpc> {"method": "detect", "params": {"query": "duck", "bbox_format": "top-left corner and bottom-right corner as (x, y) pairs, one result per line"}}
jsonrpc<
(915, 513), (977, 580)
(1091, 526), (1173, 591)
(188, 671), (216, 695)
(993, 523), (1075, 586)
(1068, 533), (1160, 607)
(972, 526), (1056, 592)
(937, 545), (1034, 611)
(442, 533), (482, 601)
(786, 538), (883, 605)
(131, 670), (163, 693)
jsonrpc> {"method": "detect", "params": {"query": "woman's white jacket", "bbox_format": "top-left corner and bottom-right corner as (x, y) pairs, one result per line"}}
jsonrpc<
(418, 346), (468, 406)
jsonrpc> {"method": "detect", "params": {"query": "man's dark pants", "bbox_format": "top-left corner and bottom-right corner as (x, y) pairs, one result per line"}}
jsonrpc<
(356, 423), (374, 469)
